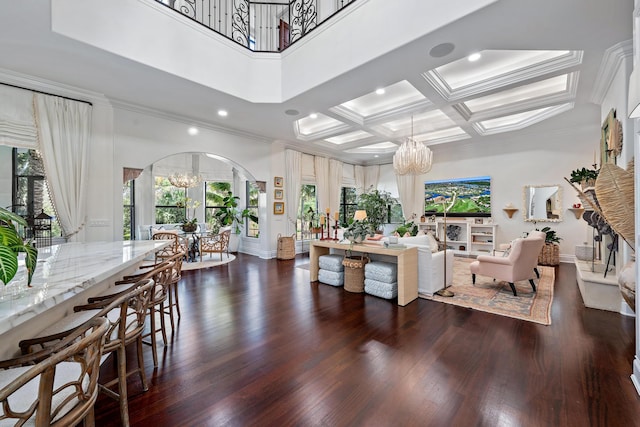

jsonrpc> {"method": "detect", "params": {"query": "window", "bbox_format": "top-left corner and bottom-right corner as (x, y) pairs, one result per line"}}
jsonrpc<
(123, 180), (135, 240)
(338, 187), (357, 226)
(204, 181), (231, 224)
(246, 181), (259, 237)
(154, 177), (186, 224)
(298, 184), (317, 240)
(12, 148), (60, 240)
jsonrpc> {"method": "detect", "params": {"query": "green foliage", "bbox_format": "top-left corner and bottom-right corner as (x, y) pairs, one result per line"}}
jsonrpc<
(537, 226), (561, 244)
(214, 192), (259, 234)
(357, 188), (396, 232)
(342, 219), (375, 243)
(394, 219), (418, 236)
(569, 167), (598, 184)
(0, 207), (38, 286)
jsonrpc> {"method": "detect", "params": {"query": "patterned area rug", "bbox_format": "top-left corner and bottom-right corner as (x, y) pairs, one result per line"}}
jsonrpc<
(181, 254), (235, 271)
(423, 257), (555, 325)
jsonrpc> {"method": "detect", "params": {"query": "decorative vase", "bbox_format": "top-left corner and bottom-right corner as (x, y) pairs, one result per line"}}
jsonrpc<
(182, 223), (197, 232)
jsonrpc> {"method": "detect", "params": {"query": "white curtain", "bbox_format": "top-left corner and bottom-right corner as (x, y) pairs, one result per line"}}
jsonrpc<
(0, 85), (38, 149)
(314, 156), (329, 213)
(284, 149), (302, 235)
(328, 159), (343, 213)
(35, 94), (92, 241)
(396, 173), (424, 220)
(355, 165), (380, 194)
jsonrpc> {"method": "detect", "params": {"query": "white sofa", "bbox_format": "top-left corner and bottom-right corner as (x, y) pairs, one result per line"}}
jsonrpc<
(394, 235), (454, 297)
(361, 234), (453, 297)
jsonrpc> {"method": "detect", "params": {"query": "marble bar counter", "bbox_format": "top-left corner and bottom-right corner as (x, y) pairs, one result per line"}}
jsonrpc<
(0, 240), (167, 359)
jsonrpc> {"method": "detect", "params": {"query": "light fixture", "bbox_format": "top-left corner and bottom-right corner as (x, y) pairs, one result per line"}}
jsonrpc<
(188, 127), (198, 136)
(628, 67), (640, 118)
(468, 52), (481, 62)
(375, 88), (386, 95)
(309, 113), (318, 119)
(168, 172), (202, 188)
(218, 109), (228, 117)
(392, 116), (433, 175)
(353, 210), (367, 221)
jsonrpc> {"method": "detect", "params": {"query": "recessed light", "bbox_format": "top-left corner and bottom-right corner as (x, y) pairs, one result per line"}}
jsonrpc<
(375, 88), (385, 95)
(468, 52), (481, 62)
(218, 110), (228, 117)
(309, 113), (318, 119)
(188, 127), (198, 136)
(373, 155), (379, 158)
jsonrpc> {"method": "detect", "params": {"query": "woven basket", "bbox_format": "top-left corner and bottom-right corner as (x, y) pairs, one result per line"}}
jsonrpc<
(276, 233), (296, 260)
(343, 255), (368, 293)
(538, 243), (559, 266)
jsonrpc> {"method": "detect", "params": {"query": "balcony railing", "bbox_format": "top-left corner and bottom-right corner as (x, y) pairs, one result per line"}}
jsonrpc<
(156, 0), (356, 52)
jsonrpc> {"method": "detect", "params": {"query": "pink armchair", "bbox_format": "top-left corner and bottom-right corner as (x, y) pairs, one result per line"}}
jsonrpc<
(469, 234), (545, 296)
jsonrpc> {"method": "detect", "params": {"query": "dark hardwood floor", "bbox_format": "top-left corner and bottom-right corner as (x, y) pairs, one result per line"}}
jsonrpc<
(94, 253), (639, 426)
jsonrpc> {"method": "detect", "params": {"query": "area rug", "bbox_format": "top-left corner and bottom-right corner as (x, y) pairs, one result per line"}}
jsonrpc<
(181, 254), (235, 271)
(423, 257), (555, 325)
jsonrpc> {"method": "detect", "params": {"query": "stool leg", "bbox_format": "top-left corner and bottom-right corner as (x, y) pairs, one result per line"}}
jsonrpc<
(167, 288), (176, 331)
(147, 306), (158, 368)
(116, 346), (130, 427)
(173, 283), (181, 321)
(159, 302), (168, 346)
(137, 335), (149, 391)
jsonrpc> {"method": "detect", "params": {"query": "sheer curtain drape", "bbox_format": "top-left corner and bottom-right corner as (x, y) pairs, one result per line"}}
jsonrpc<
(35, 94), (91, 241)
(328, 159), (343, 213)
(355, 165), (380, 194)
(314, 156), (329, 212)
(284, 149), (302, 236)
(396, 174), (424, 220)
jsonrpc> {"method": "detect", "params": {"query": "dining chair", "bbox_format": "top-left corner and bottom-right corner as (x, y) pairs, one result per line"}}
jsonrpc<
(199, 228), (231, 261)
(0, 317), (108, 426)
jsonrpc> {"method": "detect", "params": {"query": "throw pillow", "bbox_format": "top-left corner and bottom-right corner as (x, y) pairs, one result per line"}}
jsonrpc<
(426, 231), (439, 253)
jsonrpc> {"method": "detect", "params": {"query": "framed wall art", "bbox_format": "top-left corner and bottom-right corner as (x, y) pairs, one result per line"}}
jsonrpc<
(601, 108), (622, 166)
(274, 176), (283, 187)
(274, 189), (284, 200)
(274, 202), (285, 215)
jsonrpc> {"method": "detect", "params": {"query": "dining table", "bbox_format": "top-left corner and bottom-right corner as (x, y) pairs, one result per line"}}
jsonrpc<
(0, 240), (168, 359)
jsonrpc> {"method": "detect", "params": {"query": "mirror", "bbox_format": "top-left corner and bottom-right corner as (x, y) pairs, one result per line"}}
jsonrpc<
(523, 185), (563, 222)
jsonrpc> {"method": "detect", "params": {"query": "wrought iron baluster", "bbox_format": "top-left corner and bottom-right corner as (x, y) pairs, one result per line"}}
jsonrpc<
(232, 0), (250, 48)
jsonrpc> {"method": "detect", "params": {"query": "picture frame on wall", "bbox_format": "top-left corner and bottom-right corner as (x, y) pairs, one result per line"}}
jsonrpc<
(274, 189), (283, 200)
(274, 176), (283, 187)
(274, 202), (285, 215)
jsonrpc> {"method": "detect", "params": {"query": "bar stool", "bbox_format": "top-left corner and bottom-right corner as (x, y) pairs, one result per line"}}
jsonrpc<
(0, 317), (108, 426)
(19, 279), (154, 427)
(93, 260), (174, 368)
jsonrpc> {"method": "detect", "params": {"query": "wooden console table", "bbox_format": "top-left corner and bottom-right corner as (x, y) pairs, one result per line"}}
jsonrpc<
(309, 240), (418, 306)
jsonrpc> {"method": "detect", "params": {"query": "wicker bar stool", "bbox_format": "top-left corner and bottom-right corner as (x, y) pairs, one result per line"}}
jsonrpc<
(0, 317), (108, 426)
(19, 280), (154, 427)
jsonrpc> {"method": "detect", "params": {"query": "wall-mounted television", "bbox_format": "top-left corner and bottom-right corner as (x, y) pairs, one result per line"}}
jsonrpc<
(424, 176), (491, 217)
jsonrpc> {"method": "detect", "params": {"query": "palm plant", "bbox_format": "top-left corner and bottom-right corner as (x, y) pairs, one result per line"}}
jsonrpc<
(0, 207), (38, 286)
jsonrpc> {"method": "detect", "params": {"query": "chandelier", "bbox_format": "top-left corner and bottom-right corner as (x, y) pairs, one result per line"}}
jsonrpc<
(168, 172), (202, 188)
(393, 117), (433, 175)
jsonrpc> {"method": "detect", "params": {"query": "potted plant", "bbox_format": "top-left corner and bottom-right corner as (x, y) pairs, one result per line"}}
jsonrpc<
(357, 187), (397, 233)
(177, 198), (200, 232)
(537, 226), (561, 266)
(342, 218), (375, 245)
(214, 192), (258, 251)
(569, 167), (599, 189)
(393, 219), (418, 237)
(0, 207), (38, 286)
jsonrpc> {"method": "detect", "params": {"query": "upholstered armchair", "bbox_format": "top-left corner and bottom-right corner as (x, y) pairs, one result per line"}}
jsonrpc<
(469, 234), (545, 296)
(199, 228), (231, 261)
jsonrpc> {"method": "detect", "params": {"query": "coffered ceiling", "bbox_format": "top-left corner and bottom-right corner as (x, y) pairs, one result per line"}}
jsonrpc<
(0, 0), (633, 165)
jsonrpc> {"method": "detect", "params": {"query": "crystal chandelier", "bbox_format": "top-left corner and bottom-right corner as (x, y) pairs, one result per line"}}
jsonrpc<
(168, 172), (202, 188)
(393, 117), (433, 175)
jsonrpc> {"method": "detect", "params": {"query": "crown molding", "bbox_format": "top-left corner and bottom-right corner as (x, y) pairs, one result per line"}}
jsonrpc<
(0, 68), (111, 106)
(590, 39), (633, 105)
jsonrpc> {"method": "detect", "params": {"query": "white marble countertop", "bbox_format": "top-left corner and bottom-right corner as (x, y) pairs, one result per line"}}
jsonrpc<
(0, 240), (166, 336)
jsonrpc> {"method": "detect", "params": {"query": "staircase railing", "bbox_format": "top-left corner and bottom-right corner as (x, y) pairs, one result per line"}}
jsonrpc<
(156, 0), (356, 52)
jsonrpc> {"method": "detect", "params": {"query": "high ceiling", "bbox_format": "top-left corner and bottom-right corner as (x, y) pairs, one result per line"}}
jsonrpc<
(0, 0), (633, 164)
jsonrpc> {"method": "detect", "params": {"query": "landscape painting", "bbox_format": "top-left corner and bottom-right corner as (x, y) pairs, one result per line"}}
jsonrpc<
(424, 176), (492, 217)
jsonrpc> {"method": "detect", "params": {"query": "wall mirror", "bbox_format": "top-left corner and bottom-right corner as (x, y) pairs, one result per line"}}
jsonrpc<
(523, 185), (563, 222)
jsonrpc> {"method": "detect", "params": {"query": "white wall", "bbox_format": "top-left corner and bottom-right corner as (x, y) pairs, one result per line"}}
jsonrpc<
(377, 104), (602, 262)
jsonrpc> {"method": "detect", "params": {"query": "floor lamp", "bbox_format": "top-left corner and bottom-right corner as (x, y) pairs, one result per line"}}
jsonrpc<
(435, 194), (456, 298)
